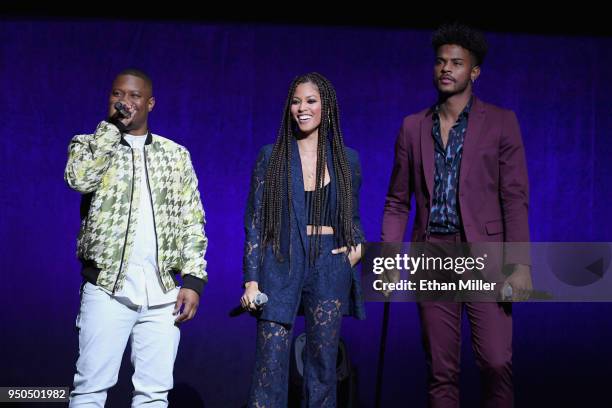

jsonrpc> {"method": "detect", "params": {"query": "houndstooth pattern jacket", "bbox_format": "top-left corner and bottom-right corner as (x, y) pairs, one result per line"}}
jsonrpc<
(65, 121), (208, 295)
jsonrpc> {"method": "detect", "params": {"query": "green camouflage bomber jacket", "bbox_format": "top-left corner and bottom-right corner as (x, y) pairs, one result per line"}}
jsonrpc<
(64, 121), (208, 295)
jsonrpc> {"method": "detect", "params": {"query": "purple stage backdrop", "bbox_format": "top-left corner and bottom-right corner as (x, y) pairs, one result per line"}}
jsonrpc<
(1, 20), (612, 407)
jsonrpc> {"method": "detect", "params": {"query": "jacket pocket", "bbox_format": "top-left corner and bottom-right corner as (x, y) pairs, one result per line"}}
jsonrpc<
(485, 220), (504, 235)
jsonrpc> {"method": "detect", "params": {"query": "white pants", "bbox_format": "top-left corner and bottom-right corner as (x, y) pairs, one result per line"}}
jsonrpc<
(69, 283), (180, 407)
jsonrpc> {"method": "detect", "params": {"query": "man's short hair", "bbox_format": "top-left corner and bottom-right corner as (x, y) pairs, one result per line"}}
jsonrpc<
(432, 23), (488, 66)
(115, 68), (153, 92)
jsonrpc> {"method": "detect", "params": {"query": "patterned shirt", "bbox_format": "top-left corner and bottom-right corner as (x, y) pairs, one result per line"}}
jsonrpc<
(428, 97), (473, 234)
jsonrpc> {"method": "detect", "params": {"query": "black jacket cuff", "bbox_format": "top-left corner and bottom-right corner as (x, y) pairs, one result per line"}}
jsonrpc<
(182, 275), (206, 296)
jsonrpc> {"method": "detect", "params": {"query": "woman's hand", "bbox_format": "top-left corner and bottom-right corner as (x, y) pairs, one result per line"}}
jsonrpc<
(331, 243), (362, 267)
(241, 281), (261, 311)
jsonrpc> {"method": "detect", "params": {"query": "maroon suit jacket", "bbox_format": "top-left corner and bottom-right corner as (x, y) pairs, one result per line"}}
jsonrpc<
(381, 96), (530, 268)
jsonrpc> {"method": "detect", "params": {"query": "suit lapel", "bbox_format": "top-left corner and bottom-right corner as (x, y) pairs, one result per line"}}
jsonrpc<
(459, 96), (486, 188)
(290, 136), (307, 250)
(420, 111), (435, 200)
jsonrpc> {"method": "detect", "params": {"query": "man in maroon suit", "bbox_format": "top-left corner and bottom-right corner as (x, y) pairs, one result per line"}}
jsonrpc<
(381, 23), (532, 407)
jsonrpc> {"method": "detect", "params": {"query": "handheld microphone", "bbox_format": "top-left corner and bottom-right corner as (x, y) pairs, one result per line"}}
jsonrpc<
(114, 102), (131, 118)
(229, 292), (268, 317)
(502, 283), (513, 300)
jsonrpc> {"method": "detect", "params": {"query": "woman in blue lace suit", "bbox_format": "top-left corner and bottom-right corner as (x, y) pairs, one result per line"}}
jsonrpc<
(240, 72), (366, 407)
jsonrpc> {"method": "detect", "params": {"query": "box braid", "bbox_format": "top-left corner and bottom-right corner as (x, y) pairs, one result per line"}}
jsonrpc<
(261, 72), (356, 265)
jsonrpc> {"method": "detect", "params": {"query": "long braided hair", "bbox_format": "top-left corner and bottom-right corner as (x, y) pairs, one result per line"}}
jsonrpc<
(261, 72), (356, 264)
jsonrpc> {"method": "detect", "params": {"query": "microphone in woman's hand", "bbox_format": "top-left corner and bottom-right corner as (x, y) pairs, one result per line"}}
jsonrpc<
(229, 292), (268, 317)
